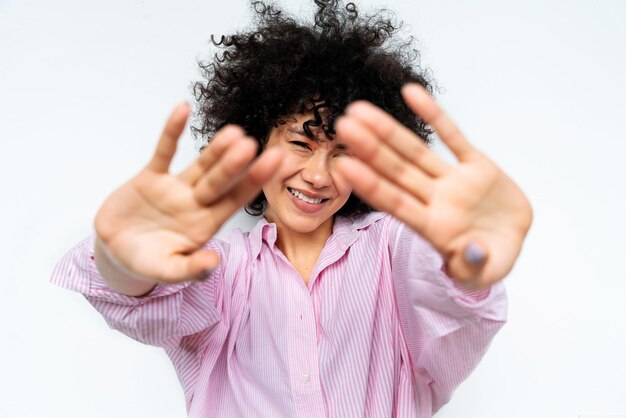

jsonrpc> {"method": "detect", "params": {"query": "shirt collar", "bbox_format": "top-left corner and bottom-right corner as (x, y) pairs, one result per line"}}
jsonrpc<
(331, 211), (387, 250)
(249, 217), (276, 260)
(248, 211), (387, 259)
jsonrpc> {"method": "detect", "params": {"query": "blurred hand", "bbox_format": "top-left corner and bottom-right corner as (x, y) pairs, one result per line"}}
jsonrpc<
(94, 103), (283, 284)
(336, 83), (533, 288)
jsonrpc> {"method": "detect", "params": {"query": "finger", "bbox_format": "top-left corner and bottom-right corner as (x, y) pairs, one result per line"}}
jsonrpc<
(445, 240), (489, 286)
(193, 137), (259, 205)
(336, 116), (434, 203)
(335, 156), (428, 233)
(401, 83), (478, 162)
(344, 100), (451, 177)
(178, 125), (247, 184)
(468, 235), (518, 288)
(445, 234), (517, 289)
(210, 147), (284, 225)
(161, 248), (221, 282)
(464, 241), (487, 266)
(146, 103), (190, 173)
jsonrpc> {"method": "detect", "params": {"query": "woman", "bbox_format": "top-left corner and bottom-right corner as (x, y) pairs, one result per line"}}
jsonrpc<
(52, 1), (532, 416)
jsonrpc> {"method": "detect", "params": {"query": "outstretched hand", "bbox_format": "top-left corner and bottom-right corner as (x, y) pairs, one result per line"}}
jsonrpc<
(336, 84), (533, 289)
(94, 103), (283, 284)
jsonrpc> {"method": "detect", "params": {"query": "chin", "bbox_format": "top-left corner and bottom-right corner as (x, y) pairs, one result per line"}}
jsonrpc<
(285, 214), (330, 234)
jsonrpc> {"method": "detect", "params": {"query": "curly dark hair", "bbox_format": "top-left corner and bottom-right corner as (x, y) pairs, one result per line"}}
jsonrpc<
(192, 0), (435, 217)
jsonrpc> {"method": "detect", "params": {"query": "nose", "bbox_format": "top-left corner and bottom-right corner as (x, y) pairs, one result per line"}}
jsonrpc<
(301, 151), (332, 189)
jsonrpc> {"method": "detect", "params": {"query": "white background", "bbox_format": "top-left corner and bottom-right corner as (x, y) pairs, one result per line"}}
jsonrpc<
(1, 0), (625, 417)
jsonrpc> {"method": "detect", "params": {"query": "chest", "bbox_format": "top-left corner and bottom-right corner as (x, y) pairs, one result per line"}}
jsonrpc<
(229, 247), (401, 409)
(292, 257), (317, 285)
(241, 240), (394, 352)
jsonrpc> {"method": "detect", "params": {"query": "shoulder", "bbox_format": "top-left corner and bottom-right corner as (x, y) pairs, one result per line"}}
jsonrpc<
(331, 212), (412, 255)
(352, 213), (438, 263)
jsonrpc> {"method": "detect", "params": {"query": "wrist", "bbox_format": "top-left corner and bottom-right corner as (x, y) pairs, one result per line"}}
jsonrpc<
(94, 238), (157, 296)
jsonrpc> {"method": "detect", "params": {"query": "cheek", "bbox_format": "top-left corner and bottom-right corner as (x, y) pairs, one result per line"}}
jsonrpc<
(330, 159), (352, 189)
(263, 159), (301, 198)
(273, 155), (306, 183)
(331, 172), (353, 200)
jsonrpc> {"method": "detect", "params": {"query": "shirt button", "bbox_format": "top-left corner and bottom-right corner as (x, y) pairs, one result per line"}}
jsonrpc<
(301, 373), (310, 384)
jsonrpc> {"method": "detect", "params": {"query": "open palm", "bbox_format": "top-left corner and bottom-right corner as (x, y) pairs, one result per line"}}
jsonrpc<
(336, 84), (533, 288)
(94, 104), (282, 284)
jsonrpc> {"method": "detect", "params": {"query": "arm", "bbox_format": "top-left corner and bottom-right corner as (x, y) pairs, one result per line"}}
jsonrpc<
(388, 218), (507, 412)
(336, 83), (533, 289)
(52, 103), (282, 345)
(51, 235), (226, 348)
(92, 103), (282, 291)
(336, 84), (531, 411)
(94, 237), (156, 297)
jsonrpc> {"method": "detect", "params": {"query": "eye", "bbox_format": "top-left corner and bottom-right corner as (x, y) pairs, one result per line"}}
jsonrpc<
(290, 141), (311, 150)
(334, 145), (351, 157)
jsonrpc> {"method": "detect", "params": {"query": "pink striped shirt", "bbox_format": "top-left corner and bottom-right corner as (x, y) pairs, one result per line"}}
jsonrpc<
(51, 212), (507, 418)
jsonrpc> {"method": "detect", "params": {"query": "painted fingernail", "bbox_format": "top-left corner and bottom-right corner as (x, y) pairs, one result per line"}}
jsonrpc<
(464, 242), (486, 265)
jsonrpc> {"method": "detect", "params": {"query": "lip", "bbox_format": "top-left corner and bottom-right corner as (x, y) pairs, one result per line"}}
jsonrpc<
(286, 187), (328, 214)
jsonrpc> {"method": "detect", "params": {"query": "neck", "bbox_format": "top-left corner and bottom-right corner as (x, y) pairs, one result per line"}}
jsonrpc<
(265, 213), (334, 261)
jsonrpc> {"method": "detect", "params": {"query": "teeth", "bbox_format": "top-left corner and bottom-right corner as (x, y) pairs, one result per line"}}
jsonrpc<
(288, 188), (324, 204)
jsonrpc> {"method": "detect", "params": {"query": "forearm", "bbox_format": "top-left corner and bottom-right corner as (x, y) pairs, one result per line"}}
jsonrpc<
(94, 238), (157, 297)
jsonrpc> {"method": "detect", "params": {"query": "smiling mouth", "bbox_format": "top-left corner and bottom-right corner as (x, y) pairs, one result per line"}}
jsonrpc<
(287, 187), (329, 204)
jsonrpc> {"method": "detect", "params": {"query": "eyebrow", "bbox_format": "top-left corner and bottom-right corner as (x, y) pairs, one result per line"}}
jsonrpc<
(286, 127), (307, 136)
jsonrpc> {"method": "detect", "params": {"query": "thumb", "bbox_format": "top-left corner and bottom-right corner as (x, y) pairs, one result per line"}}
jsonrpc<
(444, 240), (488, 285)
(163, 249), (221, 282)
(464, 241), (487, 266)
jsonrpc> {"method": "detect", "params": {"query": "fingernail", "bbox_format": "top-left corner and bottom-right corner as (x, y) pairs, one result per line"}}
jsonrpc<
(464, 242), (486, 265)
(195, 268), (214, 281)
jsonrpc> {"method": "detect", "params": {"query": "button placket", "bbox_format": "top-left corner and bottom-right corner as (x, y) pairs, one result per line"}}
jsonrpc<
(295, 292), (314, 386)
(288, 283), (326, 417)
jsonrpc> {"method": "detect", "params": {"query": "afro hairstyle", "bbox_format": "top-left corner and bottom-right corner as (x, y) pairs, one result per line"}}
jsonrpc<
(192, 0), (435, 217)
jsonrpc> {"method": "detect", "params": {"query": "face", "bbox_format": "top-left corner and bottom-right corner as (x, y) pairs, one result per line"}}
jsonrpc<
(262, 114), (353, 236)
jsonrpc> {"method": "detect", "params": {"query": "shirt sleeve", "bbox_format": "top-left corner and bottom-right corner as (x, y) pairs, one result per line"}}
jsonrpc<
(50, 235), (226, 350)
(387, 217), (508, 413)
